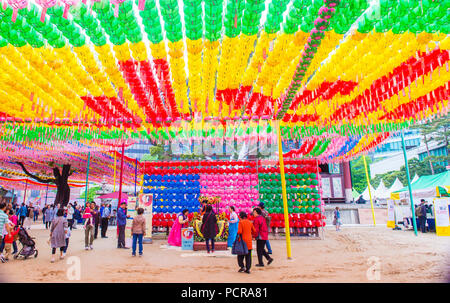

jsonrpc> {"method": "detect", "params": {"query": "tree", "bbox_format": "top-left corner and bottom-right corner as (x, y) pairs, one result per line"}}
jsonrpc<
(411, 113), (450, 174)
(370, 157), (447, 189)
(79, 186), (101, 203)
(15, 162), (74, 207)
(350, 156), (372, 193)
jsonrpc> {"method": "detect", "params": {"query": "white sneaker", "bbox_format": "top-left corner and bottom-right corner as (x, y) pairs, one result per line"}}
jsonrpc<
(50, 257), (55, 263)
(85, 246), (89, 250)
(89, 245), (93, 250)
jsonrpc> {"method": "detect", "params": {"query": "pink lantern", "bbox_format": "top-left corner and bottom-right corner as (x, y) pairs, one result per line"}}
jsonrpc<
(36, 0), (57, 22)
(110, 0), (126, 18)
(7, 0), (28, 23)
(61, 0), (79, 19)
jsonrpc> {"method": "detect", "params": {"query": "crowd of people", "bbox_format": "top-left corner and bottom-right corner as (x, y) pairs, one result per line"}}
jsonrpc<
(0, 200), (118, 263)
(2, 197), (276, 274)
(167, 201), (274, 274)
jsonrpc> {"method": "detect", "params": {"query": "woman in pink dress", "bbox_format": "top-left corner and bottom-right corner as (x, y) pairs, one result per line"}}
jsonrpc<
(168, 209), (189, 247)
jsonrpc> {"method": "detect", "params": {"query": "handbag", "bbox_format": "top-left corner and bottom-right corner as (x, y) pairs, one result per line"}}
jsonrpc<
(231, 235), (248, 256)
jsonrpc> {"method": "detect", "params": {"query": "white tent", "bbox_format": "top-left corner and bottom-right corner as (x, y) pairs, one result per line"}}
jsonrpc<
(411, 174), (419, 183)
(361, 184), (376, 200)
(374, 180), (390, 199)
(389, 178), (404, 192)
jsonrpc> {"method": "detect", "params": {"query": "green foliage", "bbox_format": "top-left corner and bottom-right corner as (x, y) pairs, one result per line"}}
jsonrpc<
(350, 156), (372, 193)
(370, 158), (448, 190)
(79, 186), (101, 203)
(410, 114), (450, 172)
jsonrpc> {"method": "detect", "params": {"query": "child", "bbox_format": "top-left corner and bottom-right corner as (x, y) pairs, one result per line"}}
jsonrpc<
(3, 225), (20, 261)
(8, 210), (18, 254)
(131, 208), (146, 257)
(62, 224), (71, 258)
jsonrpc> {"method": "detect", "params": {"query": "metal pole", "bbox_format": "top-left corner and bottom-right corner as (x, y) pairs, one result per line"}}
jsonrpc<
(363, 155), (376, 226)
(401, 130), (418, 236)
(118, 143), (125, 205)
(276, 120), (292, 259)
(113, 150), (117, 192)
(134, 158), (138, 197)
(84, 152), (91, 205)
(23, 179), (28, 204)
(45, 184), (49, 206)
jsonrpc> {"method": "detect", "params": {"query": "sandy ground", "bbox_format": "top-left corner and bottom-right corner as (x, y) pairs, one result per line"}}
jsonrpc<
(0, 222), (449, 283)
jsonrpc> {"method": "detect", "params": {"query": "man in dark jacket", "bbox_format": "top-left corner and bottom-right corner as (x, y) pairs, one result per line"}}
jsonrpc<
(117, 202), (129, 249)
(418, 199), (428, 233)
(91, 203), (101, 239)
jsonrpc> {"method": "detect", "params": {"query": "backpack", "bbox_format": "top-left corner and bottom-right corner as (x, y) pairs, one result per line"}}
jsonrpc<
(415, 205), (421, 217)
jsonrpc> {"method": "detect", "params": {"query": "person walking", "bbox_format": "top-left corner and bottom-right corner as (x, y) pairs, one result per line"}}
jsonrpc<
(418, 199), (428, 233)
(33, 205), (39, 222)
(201, 205), (218, 254)
(73, 206), (81, 229)
(110, 209), (117, 226)
(18, 203), (27, 226)
(258, 202), (272, 254)
(8, 210), (18, 255)
(167, 209), (189, 247)
(23, 205), (33, 230)
(62, 222), (71, 257)
(0, 202), (12, 263)
(236, 211), (255, 274)
(131, 208), (146, 257)
(42, 205), (47, 225)
(45, 205), (55, 229)
(333, 207), (341, 231)
(3, 225), (19, 262)
(227, 206), (239, 249)
(252, 208), (273, 267)
(50, 208), (68, 263)
(117, 202), (129, 249)
(100, 203), (110, 238)
(92, 203), (101, 239)
(66, 203), (74, 230)
(83, 203), (95, 250)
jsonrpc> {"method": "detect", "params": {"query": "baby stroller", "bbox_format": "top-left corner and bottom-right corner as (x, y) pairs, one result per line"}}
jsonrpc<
(14, 226), (38, 260)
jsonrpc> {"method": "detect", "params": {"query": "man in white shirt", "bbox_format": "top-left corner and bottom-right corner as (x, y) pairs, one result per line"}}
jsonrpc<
(67, 203), (75, 230)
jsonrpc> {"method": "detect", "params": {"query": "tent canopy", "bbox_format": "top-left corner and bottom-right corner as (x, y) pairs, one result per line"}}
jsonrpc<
(352, 188), (360, 199)
(361, 184), (376, 200)
(395, 171), (450, 193)
(389, 178), (404, 192)
(374, 180), (390, 199)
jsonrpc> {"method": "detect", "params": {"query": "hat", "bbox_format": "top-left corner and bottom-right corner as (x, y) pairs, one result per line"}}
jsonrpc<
(420, 199), (426, 203)
(258, 202), (264, 208)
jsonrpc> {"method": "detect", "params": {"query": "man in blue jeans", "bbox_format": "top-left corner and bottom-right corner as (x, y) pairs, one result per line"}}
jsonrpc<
(258, 203), (272, 254)
(117, 202), (129, 249)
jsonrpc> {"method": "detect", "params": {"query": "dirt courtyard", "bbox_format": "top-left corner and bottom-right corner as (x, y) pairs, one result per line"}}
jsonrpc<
(1, 223), (449, 283)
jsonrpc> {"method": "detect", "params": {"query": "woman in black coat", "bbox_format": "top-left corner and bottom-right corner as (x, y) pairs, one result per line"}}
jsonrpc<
(201, 205), (218, 253)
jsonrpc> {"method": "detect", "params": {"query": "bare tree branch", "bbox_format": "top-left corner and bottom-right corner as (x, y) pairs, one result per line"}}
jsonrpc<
(15, 162), (55, 184)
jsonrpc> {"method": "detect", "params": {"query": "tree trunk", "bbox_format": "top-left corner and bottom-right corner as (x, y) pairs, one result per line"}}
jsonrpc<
(423, 133), (435, 175)
(15, 162), (72, 208)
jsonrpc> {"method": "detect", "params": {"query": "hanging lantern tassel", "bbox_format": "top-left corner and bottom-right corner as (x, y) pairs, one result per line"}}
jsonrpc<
(138, 0), (145, 10)
(8, 0), (28, 23)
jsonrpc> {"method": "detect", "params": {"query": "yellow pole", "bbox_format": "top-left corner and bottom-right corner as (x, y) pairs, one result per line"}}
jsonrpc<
(363, 155), (376, 226)
(113, 150), (117, 192)
(276, 120), (292, 259)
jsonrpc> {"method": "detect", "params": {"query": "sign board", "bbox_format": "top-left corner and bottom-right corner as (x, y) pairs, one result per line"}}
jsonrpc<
(125, 197), (137, 247)
(138, 193), (153, 240)
(181, 227), (194, 250)
(433, 198), (450, 236)
(387, 199), (395, 228)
